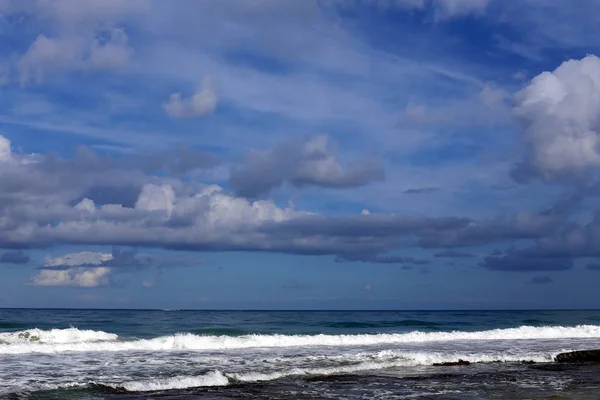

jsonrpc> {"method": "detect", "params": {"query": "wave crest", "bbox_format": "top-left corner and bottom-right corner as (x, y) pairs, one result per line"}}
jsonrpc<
(0, 328), (117, 345)
(2, 325), (600, 354)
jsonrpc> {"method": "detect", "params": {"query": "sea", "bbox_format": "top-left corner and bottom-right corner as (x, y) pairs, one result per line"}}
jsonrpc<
(2, 309), (600, 399)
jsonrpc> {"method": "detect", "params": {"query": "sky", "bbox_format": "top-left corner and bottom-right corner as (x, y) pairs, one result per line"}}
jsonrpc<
(1, 0), (600, 310)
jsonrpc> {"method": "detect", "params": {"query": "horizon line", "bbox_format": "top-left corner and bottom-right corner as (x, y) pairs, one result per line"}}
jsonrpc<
(1, 307), (599, 312)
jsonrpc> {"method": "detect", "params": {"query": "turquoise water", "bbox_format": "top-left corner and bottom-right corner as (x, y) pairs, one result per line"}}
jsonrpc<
(2, 309), (600, 399)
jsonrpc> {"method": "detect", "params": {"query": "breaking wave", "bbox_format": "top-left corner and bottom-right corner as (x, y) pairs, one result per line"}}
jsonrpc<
(0, 327), (117, 345)
(114, 370), (230, 391)
(31, 349), (557, 393)
(1, 325), (600, 355)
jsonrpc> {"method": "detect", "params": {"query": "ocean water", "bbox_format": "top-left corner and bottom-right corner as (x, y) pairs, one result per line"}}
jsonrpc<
(2, 309), (600, 399)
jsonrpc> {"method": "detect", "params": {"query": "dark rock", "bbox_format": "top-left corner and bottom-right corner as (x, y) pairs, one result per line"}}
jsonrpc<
(433, 359), (471, 366)
(555, 349), (600, 363)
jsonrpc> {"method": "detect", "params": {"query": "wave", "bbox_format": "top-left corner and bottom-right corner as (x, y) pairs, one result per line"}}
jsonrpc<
(115, 370), (229, 391)
(36, 350), (557, 393)
(1, 325), (600, 354)
(0, 327), (117, 345)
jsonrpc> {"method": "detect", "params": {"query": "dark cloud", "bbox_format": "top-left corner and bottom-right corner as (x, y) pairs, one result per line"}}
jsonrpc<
(480, 249), (573, 272)
(434, 250), (474, 258)
(0, 250), (30, 264)
(403, 187), (439, 195)
(336, 254), (429, 265)
(529, 275), (553, 285)
(586, 263), (600, 271)
(229, 135), (384, 197)
(418, 211), (562, 248)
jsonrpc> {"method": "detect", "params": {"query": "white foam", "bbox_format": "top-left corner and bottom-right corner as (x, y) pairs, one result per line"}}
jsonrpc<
(2, 325), (599, 355)
(228, 361), (401, 382)
(116, 370), (229, 391)
(101, 352), (554, 391)
(0, 328), (117, 345)
(373, 349), (554, 364)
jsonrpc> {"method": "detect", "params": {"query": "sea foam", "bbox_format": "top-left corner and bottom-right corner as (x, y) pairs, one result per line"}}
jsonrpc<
(0, 327), (117, 345)
(1, 325), (600, 355)
(117, 370), (229, 391)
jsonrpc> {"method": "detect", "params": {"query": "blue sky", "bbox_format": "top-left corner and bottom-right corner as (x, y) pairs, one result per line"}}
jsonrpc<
(1, 0), (600, 309)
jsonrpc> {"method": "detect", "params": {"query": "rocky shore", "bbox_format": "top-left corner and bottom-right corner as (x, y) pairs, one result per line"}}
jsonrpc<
(555, 349), (600, 363)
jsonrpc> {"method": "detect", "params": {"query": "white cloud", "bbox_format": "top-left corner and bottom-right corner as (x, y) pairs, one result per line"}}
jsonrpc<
(75, 198), (96, 213)
(19, 28), (132, 83)
(162, 78), (217, 118)
(135, 183), (176, 215)
(31, 266), (112, 287)
(0, 135), (12, 162)
(3, 0), (142, 83)
(513, 55), (600, 180)
(33, 251), (114, 287)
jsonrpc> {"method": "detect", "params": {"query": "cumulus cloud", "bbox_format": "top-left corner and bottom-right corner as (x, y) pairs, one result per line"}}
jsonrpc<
(31, 267), (112, 287)
(30, 248), (161, 287)
(513, 55), (600, 182)
(163, 78), (217, 118)
(0, 250), (30, 264)
(32, 251), (114, 287)
(230, 135), (384, 197)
